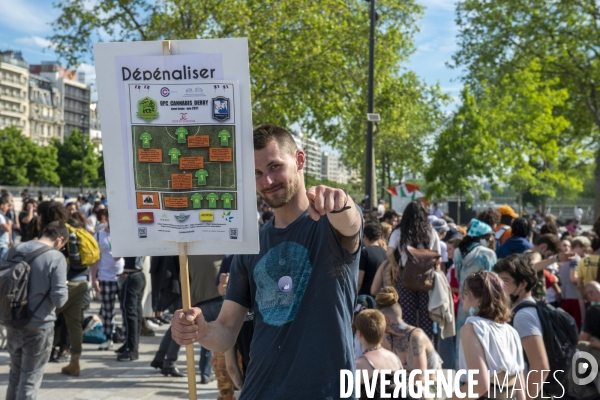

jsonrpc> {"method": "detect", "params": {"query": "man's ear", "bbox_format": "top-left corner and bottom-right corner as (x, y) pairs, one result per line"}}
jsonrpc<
(296, 150), (306, 171)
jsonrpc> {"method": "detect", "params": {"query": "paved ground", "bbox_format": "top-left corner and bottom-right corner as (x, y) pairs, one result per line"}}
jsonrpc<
(0, 301), (234, 400)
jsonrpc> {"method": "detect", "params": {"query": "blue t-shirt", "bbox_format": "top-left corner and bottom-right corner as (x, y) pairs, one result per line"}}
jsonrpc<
(226, 210), (361, 399)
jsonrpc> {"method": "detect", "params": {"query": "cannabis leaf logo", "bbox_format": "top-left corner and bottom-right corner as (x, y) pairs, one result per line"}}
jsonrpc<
(222, 212), (233, 222)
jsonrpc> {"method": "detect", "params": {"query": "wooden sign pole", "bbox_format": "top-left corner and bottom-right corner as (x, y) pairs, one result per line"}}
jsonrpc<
(163, 39), (197, 400)
(178, 242), (197, 400)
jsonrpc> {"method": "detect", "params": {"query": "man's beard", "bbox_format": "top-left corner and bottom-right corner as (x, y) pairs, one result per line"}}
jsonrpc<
(261, 176), (300, 209)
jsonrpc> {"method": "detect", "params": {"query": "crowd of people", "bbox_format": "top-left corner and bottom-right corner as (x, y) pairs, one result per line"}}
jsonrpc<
(2, 124), (600, 400)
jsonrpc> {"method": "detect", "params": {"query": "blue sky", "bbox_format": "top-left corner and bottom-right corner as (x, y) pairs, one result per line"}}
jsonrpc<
(0, 0), (462, 108)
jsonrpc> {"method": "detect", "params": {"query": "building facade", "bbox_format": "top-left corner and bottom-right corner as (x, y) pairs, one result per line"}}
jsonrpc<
(321, 151), (340, 182)
(0, 50), (29, 133)
(30, 63), (90, 137)
(29, 74), (64, 145)
(300, 135), (322, 179)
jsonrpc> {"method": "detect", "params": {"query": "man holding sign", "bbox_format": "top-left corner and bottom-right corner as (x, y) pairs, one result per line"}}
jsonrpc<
(173, 124), (362, 399)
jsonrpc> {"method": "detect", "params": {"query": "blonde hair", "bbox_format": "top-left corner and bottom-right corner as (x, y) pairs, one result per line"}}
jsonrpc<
(375, 286), (402, 317)
(354, 309), (387, 345)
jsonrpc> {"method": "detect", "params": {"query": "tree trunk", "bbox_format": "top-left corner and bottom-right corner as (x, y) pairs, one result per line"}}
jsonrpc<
(518, 192), (524, 216)
(457, 189), (461, 225)
(386, 155), (392, 206)
(541, 197), (548, 216)
(595, 148), (600, 220)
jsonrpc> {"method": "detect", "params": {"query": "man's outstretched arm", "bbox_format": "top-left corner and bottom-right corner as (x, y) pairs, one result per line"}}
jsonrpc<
(171, 300), (248, 353)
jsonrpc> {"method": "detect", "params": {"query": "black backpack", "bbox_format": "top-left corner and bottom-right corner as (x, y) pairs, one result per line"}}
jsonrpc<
(0, 244), (54, 328)
(512, 299), (578, 397)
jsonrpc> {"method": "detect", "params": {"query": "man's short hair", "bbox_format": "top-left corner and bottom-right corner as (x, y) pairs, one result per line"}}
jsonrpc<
(534, 233), (561, 255)
(381, 209), (398, 222)
(477, 208), (501, 227)
(540, 222), (559, 236)
(572, 236), (591, 249)
(253, 124), (298, 156)
(363, 221), (383, 241)
(41, 221), (69, 242)
(353, 309), (386, 345)
(493, 254), (538, 292)
(0, 196), (9, 206)
(511, 217), (531, 238)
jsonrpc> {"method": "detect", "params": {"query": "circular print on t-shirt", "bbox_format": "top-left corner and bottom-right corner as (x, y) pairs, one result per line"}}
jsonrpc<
(278, 276), (293, 293)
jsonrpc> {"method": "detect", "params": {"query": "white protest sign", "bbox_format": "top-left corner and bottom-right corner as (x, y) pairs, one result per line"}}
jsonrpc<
(94, 39), (258, 256)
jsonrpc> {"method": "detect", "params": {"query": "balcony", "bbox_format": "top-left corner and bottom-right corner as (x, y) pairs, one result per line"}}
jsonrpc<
(0, 56), (29, 70)
(0, 108), (26, 118)
(1, 78), (26, 89)
(0, 92), (26, 102)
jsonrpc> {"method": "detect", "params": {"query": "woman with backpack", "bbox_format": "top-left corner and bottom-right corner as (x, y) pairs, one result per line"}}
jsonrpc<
(91, 209), (124, 351)
(446, 270), (524, 400)
(385, 201), (441, 341)
(453, 218), (497, 363)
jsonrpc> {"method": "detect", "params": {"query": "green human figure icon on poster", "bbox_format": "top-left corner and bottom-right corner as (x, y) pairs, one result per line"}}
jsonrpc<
(217, 130), (231, 146)
(168, 148), (181, 164)
(176, 127), (188, 144)
(221, 193), (233, 209)
(206, 193), (219, 208)
(190, 193), (203, 209)
(195, 169), (208, 185)
(140, 132), (152, 148)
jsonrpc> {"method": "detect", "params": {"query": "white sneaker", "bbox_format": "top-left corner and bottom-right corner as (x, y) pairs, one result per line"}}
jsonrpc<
(98, 339), (113, 351)
(145, 319), (159, 330)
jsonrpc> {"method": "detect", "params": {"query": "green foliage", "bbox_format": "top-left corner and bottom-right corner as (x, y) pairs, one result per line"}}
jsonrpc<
(453, 0), (600, 213)
(425, 87), (494, 200)
(0, 127), (33, 185)
(49, 0), (447, 187)
(94, 151), (106, 187)
(0, 127), (60, 185)
(51, 129), (101, 187)
(478, 191), (491, 202)
(480, 60), (591, 201)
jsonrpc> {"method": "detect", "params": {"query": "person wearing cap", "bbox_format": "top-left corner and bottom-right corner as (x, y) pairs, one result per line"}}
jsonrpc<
(453, 218), (498, 365)
(495, 217), (533, 259)
(495, 205), (518, 245)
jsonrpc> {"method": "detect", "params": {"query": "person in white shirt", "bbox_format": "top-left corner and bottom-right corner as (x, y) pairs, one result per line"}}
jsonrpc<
(90, 210), (124, 350)
(447, 270), (524, 400)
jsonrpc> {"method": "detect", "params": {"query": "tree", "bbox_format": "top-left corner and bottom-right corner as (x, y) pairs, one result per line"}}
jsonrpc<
(0, 127), (60, 186)
(52, 130), (101, 188)
(49, 0), (446, 191)
(94, 150), (106, 187)
(0, 127), (34, 185)
(453, 0), (600, 215)
(479, 60), (591, 214)
(425, 87), (496, 222)
(28, 144), (61, 185)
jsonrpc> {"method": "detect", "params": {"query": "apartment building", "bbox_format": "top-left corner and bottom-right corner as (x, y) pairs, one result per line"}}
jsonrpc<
(29, 74), (64, 145)
(0, 50), (29, 132)
(30, 63), (90, 137)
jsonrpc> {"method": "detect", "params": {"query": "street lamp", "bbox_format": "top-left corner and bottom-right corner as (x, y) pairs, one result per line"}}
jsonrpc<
(80, 114), (86, 195)
(365, 0), (376, 211)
